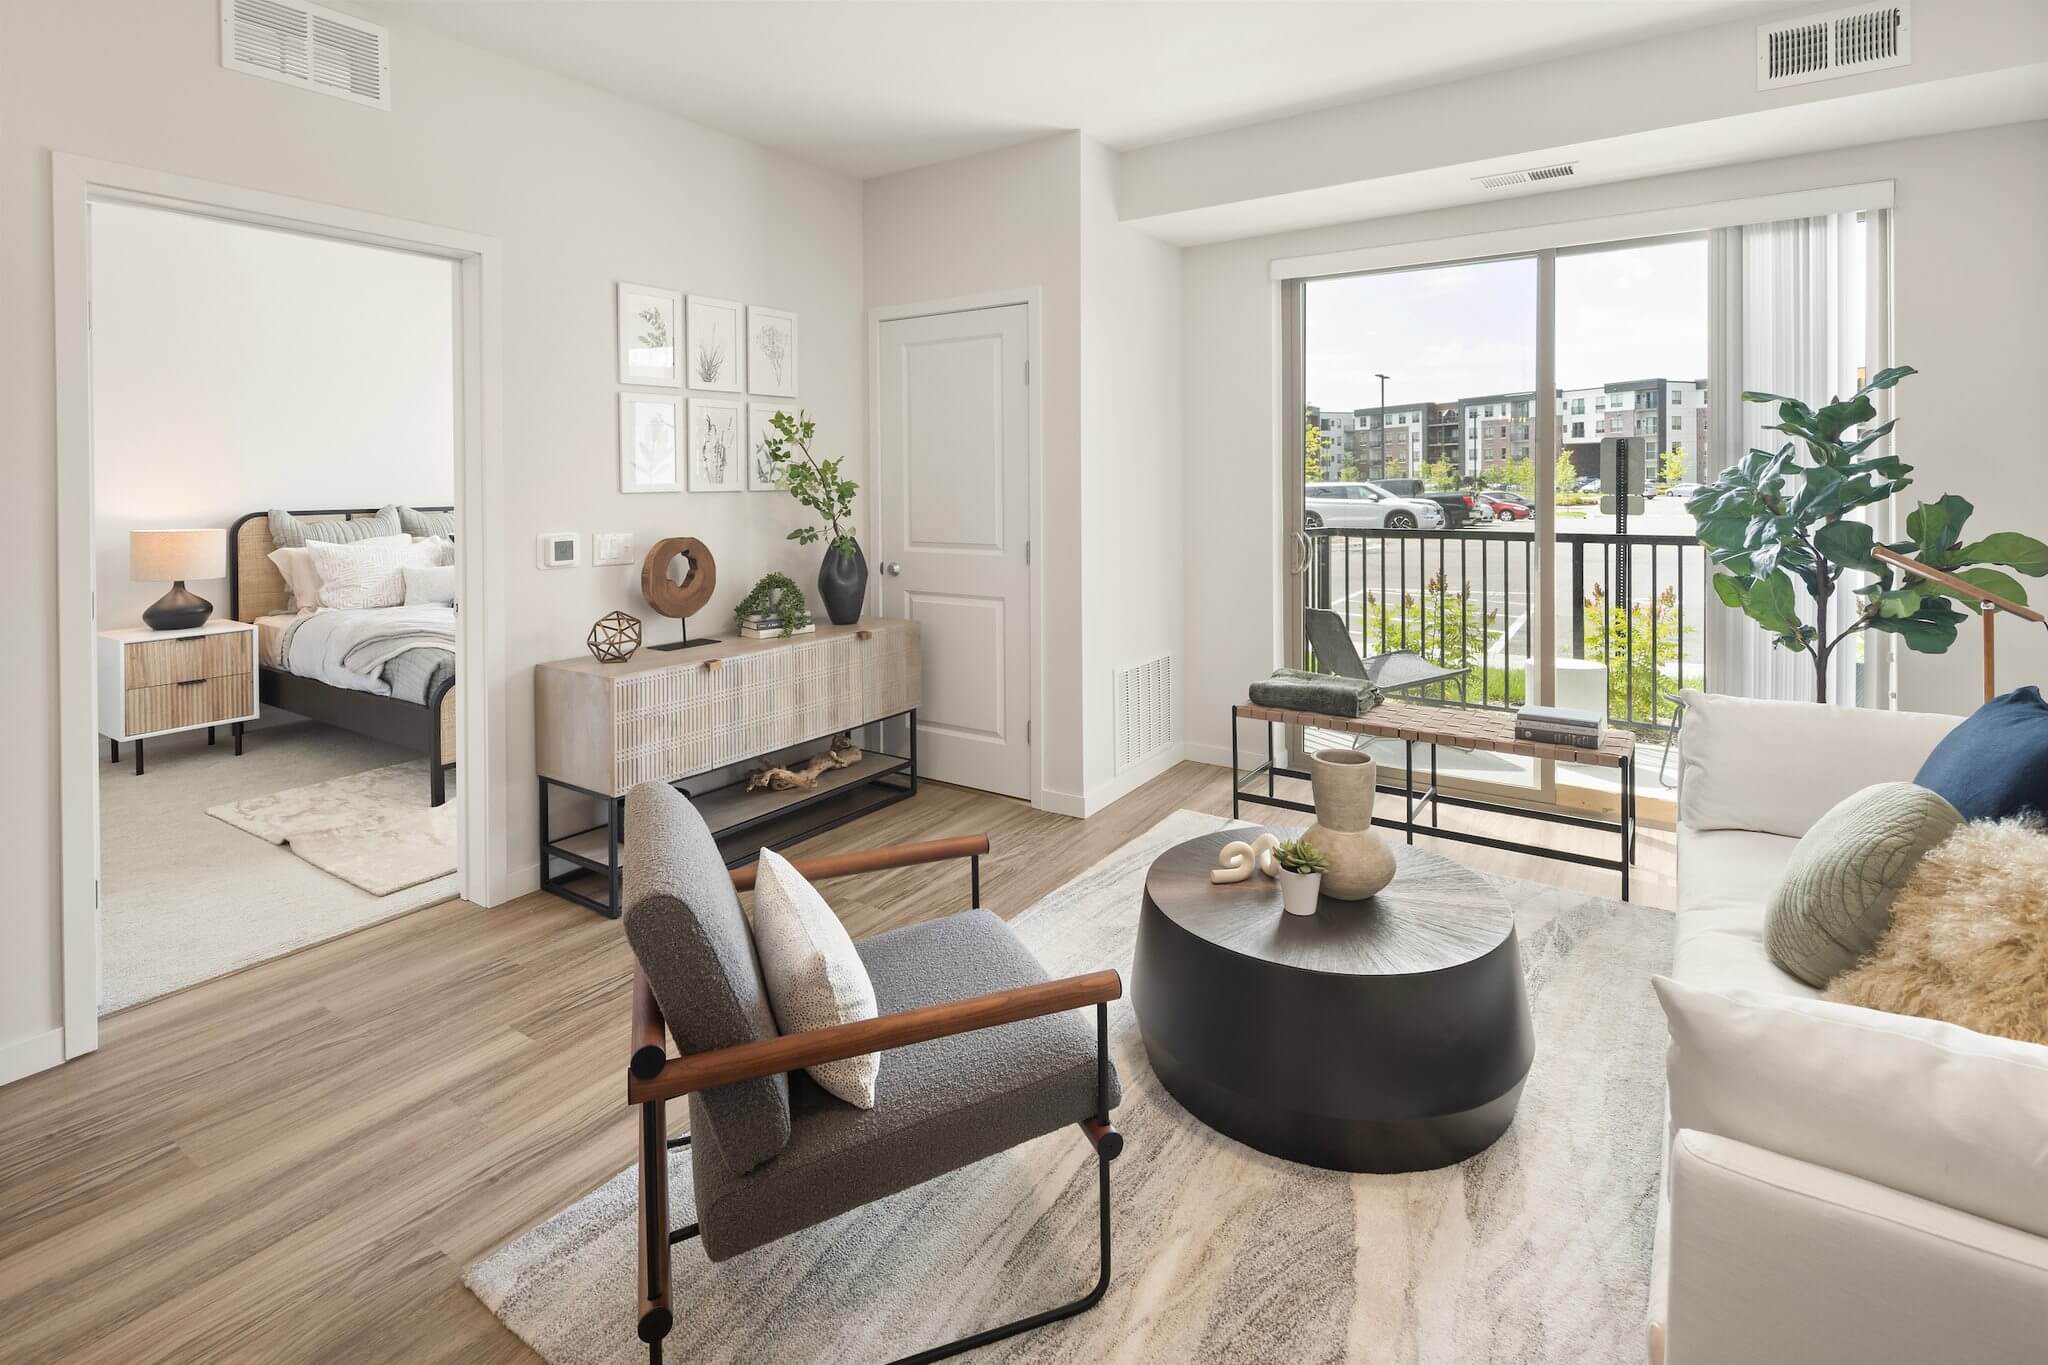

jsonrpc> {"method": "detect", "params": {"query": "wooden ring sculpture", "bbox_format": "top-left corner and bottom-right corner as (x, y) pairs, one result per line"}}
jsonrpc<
(641, 537), (716, 619)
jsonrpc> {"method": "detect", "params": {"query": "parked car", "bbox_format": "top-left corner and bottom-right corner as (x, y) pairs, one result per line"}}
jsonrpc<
(1303, 482), (1446, 530)
(1477, 490), (1533, 521)
(1368, 482), (1482, 532)
(1372, 477), (1426, 498)
(1662, 482), (1701, 500)
(1576, 476), (1602, 492)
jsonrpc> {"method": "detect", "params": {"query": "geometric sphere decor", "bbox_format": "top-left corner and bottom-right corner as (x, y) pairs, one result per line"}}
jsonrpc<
(587, 610), (643, 663)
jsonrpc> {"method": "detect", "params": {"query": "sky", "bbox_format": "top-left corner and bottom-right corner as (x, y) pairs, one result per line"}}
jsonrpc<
(1305, 238), (1709, 411)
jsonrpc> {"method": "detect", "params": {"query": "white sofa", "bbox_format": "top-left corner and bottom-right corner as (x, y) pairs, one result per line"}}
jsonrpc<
(1652, 691), (2048, 1364)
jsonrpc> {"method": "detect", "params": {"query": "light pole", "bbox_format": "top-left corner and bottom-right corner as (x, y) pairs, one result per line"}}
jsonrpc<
(1374, 373), (1389, 480)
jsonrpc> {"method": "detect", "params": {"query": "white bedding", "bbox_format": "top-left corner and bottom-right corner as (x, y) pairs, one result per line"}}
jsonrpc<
(278, 605), (458, 695)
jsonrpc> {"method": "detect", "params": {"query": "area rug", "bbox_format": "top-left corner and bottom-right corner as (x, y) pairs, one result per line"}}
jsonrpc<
(207, 759), (455, 895)
(467, 809), (1672, 1364)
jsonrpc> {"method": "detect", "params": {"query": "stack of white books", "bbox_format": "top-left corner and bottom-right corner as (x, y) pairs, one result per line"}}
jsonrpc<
(1513, 703), (1606, 749)
(738, 613), (815, 640)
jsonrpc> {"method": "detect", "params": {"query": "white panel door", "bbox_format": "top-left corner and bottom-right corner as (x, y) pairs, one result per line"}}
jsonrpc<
(875, 304), (1031, 798)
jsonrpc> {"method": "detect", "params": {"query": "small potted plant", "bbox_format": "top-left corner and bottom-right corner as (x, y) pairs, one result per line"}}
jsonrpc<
(1272, 838), (1328, 917)
(733, 571), (813, 638)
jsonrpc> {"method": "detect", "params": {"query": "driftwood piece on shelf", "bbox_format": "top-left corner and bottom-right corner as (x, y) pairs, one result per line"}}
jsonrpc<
(745, 735), (862, 791)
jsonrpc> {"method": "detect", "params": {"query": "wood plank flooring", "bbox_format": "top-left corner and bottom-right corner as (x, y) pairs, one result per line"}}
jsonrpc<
(0, 761), (1674, 1364)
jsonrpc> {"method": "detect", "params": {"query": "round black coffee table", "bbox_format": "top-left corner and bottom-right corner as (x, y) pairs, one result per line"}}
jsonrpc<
(1131, 827), (1533, 1173)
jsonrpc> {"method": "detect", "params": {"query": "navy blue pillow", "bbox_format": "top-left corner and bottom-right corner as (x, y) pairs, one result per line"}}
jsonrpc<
(1914, 685), (2048, 821)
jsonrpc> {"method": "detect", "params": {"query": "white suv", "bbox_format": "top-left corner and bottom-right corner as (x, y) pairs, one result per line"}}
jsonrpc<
(1304, 481), (1446, 530)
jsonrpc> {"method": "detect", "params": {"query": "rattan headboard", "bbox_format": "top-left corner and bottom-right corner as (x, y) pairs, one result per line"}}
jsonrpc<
(227, 507), (452, 622)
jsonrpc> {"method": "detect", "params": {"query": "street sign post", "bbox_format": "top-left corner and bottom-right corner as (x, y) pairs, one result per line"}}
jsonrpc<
(1600, 436), (1646, 610)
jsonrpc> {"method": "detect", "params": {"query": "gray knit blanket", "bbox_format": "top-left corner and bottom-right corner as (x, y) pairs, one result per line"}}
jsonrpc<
(1248, 667), (1382, 717)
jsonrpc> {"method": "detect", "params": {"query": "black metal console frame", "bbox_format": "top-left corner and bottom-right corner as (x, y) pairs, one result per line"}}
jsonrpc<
(1229, 706), (1638, 901)
(540, 708), (921, 918)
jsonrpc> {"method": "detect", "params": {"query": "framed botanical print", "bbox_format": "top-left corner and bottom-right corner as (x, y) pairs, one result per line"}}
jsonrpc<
(617, 282), (680, 387)
(688, 398), (745, 492)
(747, 402), (788, 491)
(747, 306), (798, 397)
(685, 294), (744, 392)
(619, 393), (680, 493)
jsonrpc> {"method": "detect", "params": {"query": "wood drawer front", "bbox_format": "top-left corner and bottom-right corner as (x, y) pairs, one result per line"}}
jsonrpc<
(126, 632), (252, 689)
(125, 675), (250, 735)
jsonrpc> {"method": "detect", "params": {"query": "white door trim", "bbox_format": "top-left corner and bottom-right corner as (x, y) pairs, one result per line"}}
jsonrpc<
(51, 154), (507, 1065)
(867, 289), (1042, 809)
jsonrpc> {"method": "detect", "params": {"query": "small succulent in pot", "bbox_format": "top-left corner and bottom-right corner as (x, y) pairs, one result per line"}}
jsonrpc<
(1273, 838), (1328, 917)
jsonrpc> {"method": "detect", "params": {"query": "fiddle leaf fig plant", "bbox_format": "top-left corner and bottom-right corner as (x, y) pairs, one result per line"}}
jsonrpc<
(759, 409), (859, 560)
(1685, 366), (2048, 702)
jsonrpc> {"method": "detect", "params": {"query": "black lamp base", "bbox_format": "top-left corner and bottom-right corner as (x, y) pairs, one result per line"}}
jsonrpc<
(142, 581), (214, 631)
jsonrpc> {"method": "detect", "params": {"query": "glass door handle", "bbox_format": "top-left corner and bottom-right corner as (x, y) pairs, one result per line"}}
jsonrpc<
(1289, 530), (1311, 575)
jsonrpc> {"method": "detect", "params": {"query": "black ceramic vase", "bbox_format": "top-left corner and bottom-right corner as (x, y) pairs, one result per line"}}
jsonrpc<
(818, 540), (868, 625)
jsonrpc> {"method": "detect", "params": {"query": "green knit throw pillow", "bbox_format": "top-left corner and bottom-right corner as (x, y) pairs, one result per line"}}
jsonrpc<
(1766, 782), (1962, 988)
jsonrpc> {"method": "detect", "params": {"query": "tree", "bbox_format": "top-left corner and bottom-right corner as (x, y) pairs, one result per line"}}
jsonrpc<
(1554, 450), (1579, 493)
(1499, 455), (1536, 495)
(1304, 408), (1328, 482)
(1423, 456), (1458, 491)
(1659, 445), (1687, 485)
(1688, 367), (2048, 702)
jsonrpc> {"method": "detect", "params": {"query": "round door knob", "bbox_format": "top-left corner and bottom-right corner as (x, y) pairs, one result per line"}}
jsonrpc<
(882, 562), (903, 576)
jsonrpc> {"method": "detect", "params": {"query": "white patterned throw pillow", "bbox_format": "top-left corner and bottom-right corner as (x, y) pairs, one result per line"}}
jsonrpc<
(306, 535), (419, 610)
(749, 846), (879, 1107)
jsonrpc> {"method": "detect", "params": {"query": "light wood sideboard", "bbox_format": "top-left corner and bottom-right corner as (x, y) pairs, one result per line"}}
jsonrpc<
(535, 620), (921, 915)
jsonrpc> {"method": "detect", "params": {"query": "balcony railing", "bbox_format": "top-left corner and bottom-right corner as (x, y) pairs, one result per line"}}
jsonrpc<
(1305, 526), (1705, 729)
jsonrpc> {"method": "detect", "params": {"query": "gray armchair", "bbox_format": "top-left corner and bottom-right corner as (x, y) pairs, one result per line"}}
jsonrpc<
(621, 782), (1123, 1365)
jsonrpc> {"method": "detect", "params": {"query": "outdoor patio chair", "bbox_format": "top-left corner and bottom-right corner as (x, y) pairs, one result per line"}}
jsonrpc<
(1303, 608), (1472, 749)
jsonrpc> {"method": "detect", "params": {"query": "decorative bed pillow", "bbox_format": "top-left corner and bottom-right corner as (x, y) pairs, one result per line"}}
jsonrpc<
(1827, 817), (2048, 1045)
(267, 507), (400, 549)
(267, 533), (408, 611)
(750, 846), (880, 1107)
(306, 536), (418, 610)
(383, 504), (455, 539)
(1915, 685), (2048, 821)
(1765, 782), (1961, 988)
(403, 564), (457, 606)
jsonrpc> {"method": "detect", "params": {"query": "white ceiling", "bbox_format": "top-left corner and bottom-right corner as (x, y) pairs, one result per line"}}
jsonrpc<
(367, 1), (1784, 179)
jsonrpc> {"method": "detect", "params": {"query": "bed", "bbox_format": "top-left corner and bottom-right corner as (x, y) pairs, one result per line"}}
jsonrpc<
(228, 507), (458, 806)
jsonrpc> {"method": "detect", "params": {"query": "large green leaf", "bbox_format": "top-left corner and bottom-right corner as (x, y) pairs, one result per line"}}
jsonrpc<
(1905, 494), (1973, 559)
(1854, 365), (1918, 396)
(1954, 531), (2048, 578)
(1836, 421), (1898, 458)
(1923, 566), (2029, 614)
(1742, 390), (1805, 407)
(1876, 588), (1922, 619)
(1745, 570), (1801, 636)
(1814, 519), (1883, 574)
(1811, 394), (1876, 443)
(1710, 574), (1747, 610)
(1871, 608), (1959, 654)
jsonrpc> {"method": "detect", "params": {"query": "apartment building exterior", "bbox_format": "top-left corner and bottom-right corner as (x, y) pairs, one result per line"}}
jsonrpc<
(1350, 402), (1430, 479)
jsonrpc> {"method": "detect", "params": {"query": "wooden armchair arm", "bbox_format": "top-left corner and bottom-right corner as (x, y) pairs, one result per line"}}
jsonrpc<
(727, 834), (990, 892)
(628, 968), (1122, 1105)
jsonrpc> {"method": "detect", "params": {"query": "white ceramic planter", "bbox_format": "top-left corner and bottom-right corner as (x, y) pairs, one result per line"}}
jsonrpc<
(1278, 868), (1323, 916)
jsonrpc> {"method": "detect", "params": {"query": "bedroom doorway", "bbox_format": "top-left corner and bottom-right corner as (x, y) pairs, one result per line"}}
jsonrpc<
(53, 159), (502, 1058)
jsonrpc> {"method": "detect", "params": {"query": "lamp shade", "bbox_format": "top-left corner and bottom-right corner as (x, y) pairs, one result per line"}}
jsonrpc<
(130, 528), (227, 583)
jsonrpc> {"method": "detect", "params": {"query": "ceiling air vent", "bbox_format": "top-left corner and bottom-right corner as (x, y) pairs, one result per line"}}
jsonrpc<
(221, 0), (390, 109)
(1758, 4), (1909, 90)
(1475, 163), (1576, 191)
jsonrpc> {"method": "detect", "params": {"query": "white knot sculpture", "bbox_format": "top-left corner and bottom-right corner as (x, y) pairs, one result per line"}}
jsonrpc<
(1210, 832), (1282, 884)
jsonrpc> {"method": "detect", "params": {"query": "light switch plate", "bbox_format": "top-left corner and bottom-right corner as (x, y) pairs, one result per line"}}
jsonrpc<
(592, 531), (635, 567)
(537, 532), (581, 568)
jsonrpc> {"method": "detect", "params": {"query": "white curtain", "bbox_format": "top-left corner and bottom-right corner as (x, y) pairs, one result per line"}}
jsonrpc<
(1705, 211), (1883, 704)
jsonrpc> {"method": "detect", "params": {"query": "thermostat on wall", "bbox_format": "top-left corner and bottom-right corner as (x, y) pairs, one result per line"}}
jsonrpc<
(537, 532), (582, 568)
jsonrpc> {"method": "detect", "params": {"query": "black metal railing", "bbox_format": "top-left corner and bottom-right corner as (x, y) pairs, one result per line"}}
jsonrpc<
(1305, 526), (1706, 729)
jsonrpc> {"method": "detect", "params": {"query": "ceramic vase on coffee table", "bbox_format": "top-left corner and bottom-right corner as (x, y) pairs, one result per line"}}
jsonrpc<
(1304, 748), (1396, 899)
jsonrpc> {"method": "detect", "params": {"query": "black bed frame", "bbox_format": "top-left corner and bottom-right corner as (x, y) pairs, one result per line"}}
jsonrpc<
(227, 507), (458, 807)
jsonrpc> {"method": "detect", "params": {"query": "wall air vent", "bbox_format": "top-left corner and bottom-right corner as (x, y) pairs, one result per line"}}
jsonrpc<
(1475, 163), (1576, 191)
(1758, 4), (1909, 90)
(221, 0), (390, 109)
(1113, 654), (1175, 774)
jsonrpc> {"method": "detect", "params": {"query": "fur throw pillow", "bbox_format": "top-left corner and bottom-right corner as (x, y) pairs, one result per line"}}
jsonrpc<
(1826, 818), (2048, 1045)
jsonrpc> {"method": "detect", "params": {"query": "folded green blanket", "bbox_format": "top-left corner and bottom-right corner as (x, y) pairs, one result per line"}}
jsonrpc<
(1248, 668), (1382, 718)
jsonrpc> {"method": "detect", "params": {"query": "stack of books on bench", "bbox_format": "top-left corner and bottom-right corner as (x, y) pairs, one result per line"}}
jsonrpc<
(737, 613), (815, 640)
(1513, 704), (1606, 749)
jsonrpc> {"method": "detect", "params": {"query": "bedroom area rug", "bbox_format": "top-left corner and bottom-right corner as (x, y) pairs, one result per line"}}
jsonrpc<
(208, 757), (457, 895)
(467, 808), (1672, 1364)
(98, 720), (457, 1013)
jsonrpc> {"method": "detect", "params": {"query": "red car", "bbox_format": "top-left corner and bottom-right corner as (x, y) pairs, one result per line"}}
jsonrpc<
(1478, 491), (1533, 521)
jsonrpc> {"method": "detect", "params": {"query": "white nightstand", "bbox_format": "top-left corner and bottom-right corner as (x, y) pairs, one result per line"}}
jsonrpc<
(97, 620), (259, 776)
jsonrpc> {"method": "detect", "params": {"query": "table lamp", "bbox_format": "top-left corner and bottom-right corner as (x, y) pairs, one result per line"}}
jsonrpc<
(132, 528), (227, 630)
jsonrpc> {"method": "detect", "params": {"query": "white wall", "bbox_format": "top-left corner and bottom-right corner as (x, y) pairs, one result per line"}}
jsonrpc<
(91, 203), (456, 626)
(1178, 120), (2048, 760)
(2, 0), (864, 1078)
(1079, 137), (1185, 799)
